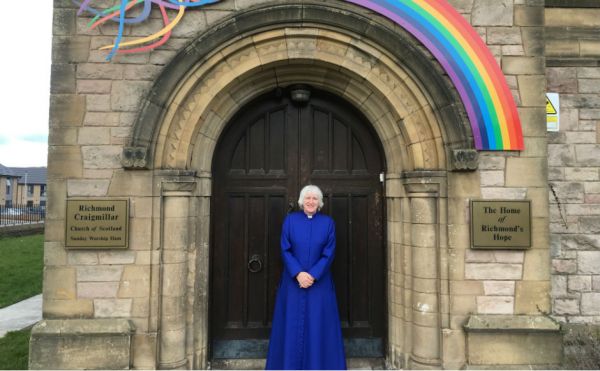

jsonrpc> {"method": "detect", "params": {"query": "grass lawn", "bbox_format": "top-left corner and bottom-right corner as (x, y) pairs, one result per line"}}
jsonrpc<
(0, 234), (43, 370)
(0, 328), (31, 370)
(0, 234), (44, 308)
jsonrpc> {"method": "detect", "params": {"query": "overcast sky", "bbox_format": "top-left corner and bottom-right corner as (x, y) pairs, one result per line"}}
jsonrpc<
(0, 1), (53, 167)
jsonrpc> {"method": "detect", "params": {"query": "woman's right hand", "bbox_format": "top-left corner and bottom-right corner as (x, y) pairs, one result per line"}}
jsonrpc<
(296, 271), (315, 288)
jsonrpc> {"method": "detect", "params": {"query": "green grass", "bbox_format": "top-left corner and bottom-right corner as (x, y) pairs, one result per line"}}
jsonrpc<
(0, 234), (43, 369)
(0, 234), (44, 308)
(0, 328), (31, 370)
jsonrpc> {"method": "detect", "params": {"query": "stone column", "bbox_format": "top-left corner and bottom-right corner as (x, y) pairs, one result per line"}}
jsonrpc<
(192, 173), (211, 369)
(159, 178), (196, 369)
(385, 173), (407, 369)
(403, 171), (445, 369)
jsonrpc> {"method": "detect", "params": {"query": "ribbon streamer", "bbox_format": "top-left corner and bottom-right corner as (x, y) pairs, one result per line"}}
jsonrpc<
(74, 0), (220, 60)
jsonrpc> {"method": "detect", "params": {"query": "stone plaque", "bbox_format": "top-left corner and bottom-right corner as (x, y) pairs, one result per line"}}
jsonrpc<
(470, 200), (531, 249)
(66, 199), (129, 249)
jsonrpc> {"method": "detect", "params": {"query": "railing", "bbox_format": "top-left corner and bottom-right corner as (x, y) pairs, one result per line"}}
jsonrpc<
(0, 204), (46, 226)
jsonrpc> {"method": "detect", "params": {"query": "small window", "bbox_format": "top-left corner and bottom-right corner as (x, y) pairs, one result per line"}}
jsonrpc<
(40, 185), (46, 197)
(27, 184), (34, 197)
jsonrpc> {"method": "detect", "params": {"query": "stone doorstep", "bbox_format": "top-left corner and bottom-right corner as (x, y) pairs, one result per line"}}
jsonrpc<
(464, 315), (563, 367)
(210, 358), (386, 370)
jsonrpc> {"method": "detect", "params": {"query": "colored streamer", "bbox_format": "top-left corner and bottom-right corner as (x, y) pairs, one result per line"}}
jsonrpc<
(74, 0), (220, 60)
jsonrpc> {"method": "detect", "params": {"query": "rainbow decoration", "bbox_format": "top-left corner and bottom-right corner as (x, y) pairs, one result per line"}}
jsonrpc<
(75, 0), (523, 150)
(346, 0), (523, 150)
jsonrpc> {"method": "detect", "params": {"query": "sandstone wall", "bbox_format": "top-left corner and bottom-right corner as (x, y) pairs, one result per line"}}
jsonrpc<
(447, 0), (548, 317)
(546, 3), (600, 322)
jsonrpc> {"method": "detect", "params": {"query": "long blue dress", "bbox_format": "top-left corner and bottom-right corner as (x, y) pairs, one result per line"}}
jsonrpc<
(266, 211), (347, 370)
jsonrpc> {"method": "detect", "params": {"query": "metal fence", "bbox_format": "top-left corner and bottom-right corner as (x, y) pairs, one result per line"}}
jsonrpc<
(0, 204), (46, 226)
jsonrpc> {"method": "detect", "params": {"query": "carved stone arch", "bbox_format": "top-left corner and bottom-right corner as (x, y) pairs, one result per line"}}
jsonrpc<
(139, 2), (481, 369)
(122, 1), (474, 172)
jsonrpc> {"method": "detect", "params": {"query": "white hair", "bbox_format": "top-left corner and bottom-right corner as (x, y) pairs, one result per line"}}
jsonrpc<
(298, 185), (324, 210)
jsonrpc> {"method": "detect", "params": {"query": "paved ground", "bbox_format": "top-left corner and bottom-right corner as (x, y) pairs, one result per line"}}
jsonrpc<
(0, 294), (42, 337)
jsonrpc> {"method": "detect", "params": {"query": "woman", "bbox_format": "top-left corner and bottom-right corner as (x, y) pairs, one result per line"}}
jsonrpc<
(266, 185), (346, 370)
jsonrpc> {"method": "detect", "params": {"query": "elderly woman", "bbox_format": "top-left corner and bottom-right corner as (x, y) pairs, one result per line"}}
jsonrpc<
(266, 185), (346, 370)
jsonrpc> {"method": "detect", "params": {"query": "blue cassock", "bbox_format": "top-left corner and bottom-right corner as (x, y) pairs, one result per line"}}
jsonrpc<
(266, 211), (347, 370)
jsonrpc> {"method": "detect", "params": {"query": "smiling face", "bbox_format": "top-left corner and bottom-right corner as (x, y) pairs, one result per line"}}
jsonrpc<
(302, 192), (319, 216)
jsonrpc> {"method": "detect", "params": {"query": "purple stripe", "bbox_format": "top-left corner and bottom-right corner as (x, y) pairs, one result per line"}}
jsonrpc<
(346, 0), (483, 148)
(77, 0), (93, 15)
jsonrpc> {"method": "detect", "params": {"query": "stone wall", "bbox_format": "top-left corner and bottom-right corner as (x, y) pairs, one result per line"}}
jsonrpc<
(546, 4), (600, 323)
(449, 0), (548, 317)
(40, 0), (555, 369)
(0, 223), (44, 238)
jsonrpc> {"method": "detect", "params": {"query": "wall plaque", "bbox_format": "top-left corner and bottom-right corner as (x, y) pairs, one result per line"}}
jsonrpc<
(470, 200), (531, 249)
(65, 199), (129, 249)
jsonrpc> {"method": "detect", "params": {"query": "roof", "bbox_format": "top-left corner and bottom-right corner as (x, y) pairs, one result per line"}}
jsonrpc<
(0, 163), (17, 177)
(11, 167), (47, 185)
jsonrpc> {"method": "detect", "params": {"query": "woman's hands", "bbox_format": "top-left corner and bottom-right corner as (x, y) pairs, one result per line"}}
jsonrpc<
(296, 272), (315, 288)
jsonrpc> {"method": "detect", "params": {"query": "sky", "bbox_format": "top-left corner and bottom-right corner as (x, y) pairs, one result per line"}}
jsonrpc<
(0, 1), (53, 167)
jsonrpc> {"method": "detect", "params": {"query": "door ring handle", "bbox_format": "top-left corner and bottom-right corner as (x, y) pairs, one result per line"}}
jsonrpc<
(248, 254), (263, 273)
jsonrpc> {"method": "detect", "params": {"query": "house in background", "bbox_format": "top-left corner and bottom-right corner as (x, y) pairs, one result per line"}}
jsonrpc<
(0, 164), (47, 207)
(11, 167), (47, 207)
(0, 164), (20, 207)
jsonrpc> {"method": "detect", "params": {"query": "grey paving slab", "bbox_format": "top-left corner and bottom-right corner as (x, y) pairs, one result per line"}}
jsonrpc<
(0, 294), (42, 337)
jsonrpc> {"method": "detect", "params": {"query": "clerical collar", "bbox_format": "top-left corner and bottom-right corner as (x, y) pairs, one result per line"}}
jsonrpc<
(304, 211), (316, 219)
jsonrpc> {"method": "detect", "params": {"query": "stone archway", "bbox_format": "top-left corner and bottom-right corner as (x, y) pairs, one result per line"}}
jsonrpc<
(124, 2), (477, 369)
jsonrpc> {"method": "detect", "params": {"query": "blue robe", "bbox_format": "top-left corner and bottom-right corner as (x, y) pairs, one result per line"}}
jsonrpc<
(266, 211), (346, 370)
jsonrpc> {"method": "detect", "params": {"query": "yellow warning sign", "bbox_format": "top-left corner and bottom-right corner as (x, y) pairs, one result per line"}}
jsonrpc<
(546, 96), (557, 115)
(546, 93), (559, 132)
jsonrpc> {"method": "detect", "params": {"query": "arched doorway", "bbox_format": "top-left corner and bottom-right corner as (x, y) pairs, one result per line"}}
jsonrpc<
(125, 3), (480, 368)
(210, 87), (386, 359)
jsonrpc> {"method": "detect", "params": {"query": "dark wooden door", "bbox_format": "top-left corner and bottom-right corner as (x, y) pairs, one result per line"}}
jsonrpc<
(210, 89), (385, 358)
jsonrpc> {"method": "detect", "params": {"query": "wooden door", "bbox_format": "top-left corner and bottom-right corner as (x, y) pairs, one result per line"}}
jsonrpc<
(210, 89), (385, 358)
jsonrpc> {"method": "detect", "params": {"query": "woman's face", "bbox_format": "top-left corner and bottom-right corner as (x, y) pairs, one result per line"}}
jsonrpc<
(303, 192), (319, 215)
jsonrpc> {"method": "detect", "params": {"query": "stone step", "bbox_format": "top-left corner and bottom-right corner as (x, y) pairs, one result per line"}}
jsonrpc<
(210, 357), (386, 370)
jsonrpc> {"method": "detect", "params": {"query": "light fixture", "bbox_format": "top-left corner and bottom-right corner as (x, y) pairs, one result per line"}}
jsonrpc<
(289, 84), (311, 104)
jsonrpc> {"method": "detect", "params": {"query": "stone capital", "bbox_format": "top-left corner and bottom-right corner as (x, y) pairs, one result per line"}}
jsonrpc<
(402, 170), (447, 196)
(162, 181), (197, 195)
(156, 169), (198, 195)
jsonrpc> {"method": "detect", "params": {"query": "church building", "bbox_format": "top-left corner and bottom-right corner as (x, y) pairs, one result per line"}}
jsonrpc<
(30, 0), (600, 369)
